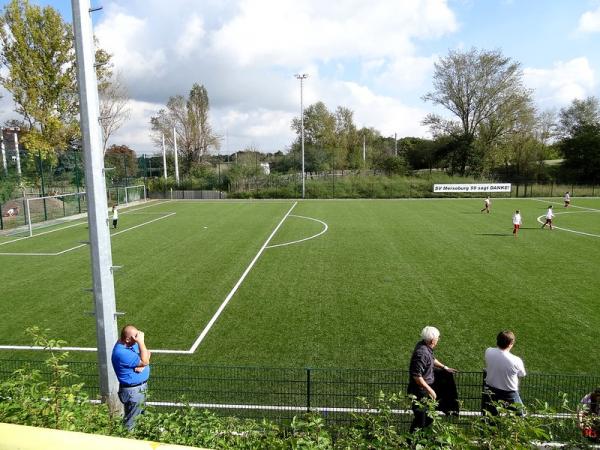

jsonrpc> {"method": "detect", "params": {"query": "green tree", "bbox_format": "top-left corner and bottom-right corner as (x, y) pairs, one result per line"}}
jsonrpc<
(291, 102), (362, 171)
(423, 48), (531, 175)
(99, 72), (131, 153)
(0, 0), (112, 163)
(558, 96), (600, 138)
(104, 144), (137, 181)
(150, 83), (220, 175)
(560, 124), (600, 184)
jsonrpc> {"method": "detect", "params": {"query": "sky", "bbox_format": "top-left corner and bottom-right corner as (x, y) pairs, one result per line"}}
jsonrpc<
(0, 0), (599, 155)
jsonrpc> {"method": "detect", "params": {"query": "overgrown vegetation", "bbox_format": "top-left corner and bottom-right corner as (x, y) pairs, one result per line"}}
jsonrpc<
(0, 329), (597, 448)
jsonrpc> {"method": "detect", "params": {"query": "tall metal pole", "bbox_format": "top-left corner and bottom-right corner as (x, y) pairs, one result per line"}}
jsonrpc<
(162, 133), (167, 180)
(0, 131), (7, 176)
(71, 0), (121, 414)
(295, 74), (308, 199)
(13, 129), (21, 176)
(173, 127), (180, 185)
(394, 132), (397, 156)
(37, 151), (48, 221)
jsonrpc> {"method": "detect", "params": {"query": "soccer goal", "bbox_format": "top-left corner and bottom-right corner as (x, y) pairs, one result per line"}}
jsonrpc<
(106, 184), (147, 206)
(24, 191), (88, 236)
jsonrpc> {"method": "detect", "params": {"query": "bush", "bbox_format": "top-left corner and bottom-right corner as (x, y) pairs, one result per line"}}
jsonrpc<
(0, 329), (594, 448)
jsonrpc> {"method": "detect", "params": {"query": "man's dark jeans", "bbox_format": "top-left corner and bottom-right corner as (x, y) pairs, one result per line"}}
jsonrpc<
(482, 385), (523, 416)
(410, 388), (433, 432)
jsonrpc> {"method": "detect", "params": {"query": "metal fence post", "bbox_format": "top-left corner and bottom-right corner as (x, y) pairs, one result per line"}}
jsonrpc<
(0, 202), (3, 230)
(306, 368), (311, 413)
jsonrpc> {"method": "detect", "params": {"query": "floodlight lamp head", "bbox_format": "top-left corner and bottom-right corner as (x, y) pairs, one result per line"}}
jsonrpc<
(294, 73), (309, 80)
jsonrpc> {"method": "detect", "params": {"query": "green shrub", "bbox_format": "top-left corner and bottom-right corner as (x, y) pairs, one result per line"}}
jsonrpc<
(0, 331), (594, 448)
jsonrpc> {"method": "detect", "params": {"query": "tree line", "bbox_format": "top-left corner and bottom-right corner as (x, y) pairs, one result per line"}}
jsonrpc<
(0, 0), (598, 191)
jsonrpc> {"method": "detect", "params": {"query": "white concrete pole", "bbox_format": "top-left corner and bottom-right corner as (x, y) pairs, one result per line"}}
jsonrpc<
(71, 0), (121, 414)
(295, 74), (308, 199)
(1, 132), (7, 176)
(13, 132), (21, 176)
(173, 127), (180, 184)
(162, 133), (167, 180)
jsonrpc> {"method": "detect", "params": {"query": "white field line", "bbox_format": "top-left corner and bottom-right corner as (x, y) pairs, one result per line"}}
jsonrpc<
(110, 212), (176, 238)
(0, 212), (177, 256)
(529, 197), (600, 212)
(0, 251), (57, 256)
(0, 203), (298, 353)
(536, 210), (600, 238)
(120, 199), (170, 213)
(266, 214), (328, 249)
(165, 199), (294, 204)
(0, 220), (87, 247)
(0, 200), (168, 248)
(187, 202), (298, 354)
(0, 344), (192, 354)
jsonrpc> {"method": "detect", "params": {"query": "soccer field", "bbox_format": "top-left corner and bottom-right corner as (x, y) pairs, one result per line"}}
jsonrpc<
(1, 197), (599, 374)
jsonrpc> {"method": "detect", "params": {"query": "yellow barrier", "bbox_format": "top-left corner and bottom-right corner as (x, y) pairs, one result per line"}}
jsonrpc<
(0, 423), (209, 450)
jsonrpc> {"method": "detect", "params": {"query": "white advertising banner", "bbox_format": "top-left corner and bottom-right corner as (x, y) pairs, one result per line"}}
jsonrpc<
(433, 183), (512, 193)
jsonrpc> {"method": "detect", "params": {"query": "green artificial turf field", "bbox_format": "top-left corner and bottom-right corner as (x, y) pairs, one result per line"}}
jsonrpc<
(1, 197), (599, 374)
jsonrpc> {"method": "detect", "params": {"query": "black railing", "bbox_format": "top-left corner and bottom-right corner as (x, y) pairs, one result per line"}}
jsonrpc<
(1, 359), (598, 425)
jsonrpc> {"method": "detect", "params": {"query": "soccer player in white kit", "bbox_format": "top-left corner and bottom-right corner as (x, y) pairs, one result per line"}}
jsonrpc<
(512, 210), (522, 237)
(541, 205), (554, 230)
(481, 197), (491, 213)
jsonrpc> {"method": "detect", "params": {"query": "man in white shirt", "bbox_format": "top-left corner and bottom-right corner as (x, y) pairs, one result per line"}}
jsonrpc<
(564, 191), (571, 207)
(483, 330), (526, 415)
(512, 210), (522, 237)
(481, 197), (491, 213)
(541, 205), (554, 230)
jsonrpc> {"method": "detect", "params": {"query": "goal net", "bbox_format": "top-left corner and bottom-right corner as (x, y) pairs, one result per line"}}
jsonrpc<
(23, 191), (88, 236)
(106, 184), (147, 206)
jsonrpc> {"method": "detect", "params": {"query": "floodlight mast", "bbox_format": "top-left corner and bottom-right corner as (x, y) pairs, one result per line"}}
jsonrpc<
(0, 132), (6, 176)
(173, 127), (180, 185)
(71, 0), (121, 414)
(162, 133), (168, 180)
(295, 74), (308, 199)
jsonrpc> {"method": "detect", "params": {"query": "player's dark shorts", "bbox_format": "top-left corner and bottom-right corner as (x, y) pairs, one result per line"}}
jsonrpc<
(545, 219), (552, 224)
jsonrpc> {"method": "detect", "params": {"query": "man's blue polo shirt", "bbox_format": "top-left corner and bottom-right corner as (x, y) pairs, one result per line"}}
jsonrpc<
(111, 342), (150, 386)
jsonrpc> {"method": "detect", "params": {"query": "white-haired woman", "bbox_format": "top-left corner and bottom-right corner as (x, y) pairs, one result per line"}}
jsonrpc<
(407, 326), (457, 432)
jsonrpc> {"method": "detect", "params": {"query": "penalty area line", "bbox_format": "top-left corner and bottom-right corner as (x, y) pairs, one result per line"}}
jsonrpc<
(0, 212), (177, 256)
(0, 344), (192, 354)
(187, 201), (298, 354)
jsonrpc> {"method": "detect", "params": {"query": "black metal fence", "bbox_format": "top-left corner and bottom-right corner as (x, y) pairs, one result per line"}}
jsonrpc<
(1, 359), (598, 426)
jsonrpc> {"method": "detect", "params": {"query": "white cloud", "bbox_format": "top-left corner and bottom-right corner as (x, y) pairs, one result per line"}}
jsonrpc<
(329, 81), (429, 137)
(175, 15), (206, 58)
(372, 56), (437, 93)
(577, 5), (600, 33)
(90, 0), (456, 153)
(105, 99), (163, 154)
(524, 57), (597, 106)
(95, 12), (167, 79)
(211, 0), (457, 66)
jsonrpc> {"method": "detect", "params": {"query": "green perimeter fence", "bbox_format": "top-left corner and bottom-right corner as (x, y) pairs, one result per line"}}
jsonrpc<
(0, 359), (597, 428)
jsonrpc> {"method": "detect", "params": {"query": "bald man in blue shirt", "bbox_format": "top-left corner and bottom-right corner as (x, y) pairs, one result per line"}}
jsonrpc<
(111, 324), (151, 430)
